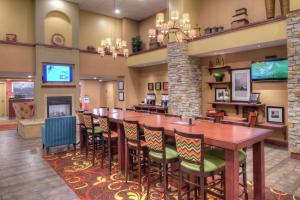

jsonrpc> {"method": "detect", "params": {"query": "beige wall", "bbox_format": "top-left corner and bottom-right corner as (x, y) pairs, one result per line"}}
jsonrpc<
(290, 0), (300, 11)
(138, 64), (168, 103)
(200, 45), (287, 123)
(79, 10), (122, 50)
(0, 0), (34, 43)
(122, 18), (139, 54)
(44, 11), (72, 47)
(197, 0), (281, 34)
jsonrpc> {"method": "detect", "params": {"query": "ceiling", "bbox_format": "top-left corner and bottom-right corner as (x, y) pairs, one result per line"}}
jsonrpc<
(66, 0), (167, 21)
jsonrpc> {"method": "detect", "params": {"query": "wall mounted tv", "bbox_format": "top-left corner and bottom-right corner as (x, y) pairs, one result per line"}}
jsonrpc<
(43, 64), (73, 83)
(251, 58), (288, 81)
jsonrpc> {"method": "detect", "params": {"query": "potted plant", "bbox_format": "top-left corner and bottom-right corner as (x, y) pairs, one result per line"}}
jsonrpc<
(213, 72), (225, 82)
(132, 36), (142, 53)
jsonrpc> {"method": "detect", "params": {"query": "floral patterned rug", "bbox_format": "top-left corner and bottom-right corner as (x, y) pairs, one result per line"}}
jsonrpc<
(44, 151), (299, 200)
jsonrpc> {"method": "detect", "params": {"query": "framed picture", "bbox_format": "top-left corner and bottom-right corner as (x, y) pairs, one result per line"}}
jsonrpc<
(148, 83), (154, 90)
(155, 82), (161, 90)
(118, 80), (124, 90)
(249, 93), (260, 103)
(231, 68), (251, 102)
(267, 106), (284, 123)
(118, 91), (124, 101)
(215, 88), (227, 102)
(163, 82), (168, 91)
(6, 33), (17, 42)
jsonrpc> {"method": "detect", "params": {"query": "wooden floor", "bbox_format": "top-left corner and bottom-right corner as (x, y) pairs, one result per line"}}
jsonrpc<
(0, 130), (78, 200)
(0, 129), (300, 199)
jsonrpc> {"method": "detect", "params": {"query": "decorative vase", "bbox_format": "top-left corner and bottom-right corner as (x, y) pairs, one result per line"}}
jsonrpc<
(265, 0), (275, 19)
(279, 0), (290, 16)
(213, 72), (225, 82)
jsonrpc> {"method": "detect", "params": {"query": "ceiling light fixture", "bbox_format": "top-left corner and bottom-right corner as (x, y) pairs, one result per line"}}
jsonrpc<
(148, 0), (200, 44)
(97, 0), (128, 59)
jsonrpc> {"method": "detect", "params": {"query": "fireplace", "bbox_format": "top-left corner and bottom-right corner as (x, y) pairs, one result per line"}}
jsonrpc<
(47, 96), (72, 118)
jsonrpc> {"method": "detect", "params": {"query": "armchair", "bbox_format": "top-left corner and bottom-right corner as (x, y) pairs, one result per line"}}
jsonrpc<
(42, 116), (76, 153)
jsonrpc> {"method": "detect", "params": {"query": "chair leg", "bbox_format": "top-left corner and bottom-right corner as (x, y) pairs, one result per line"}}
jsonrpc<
(46, 147), (50, 154)
(125, 145), (129, 183)
(146, 158), (151, 200)
(101, 139), (105, 168)
(163, 162), (167, 200)
(138, 148), (142, 191)
(85, 134), (89, 160)
(242, 162), (248, 200)
(108, 139), (112, 173)
(92, 136), (96, 166)
(178, 166), (182, 200)
(187, 174), (190, 200)
(42, 144), (45, 149)
(73, 143), (76, 151)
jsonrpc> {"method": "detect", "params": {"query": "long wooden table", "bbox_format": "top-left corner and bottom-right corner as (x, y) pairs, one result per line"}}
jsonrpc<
(91, 109), (272, 200)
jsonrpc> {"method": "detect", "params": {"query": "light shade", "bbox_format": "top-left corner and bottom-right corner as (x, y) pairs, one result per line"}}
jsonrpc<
(170, 10), (179, 20)
(148, 29), (156, 38)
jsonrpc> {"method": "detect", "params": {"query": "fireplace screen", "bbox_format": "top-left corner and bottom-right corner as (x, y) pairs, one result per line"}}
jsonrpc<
(47, 96), (72, 118)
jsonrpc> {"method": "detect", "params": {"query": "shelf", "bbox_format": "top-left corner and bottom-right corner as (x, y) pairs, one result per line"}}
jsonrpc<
(208, 66), (231, 75)
(210, 101), (265, 115)
(207, 81), (231, 89)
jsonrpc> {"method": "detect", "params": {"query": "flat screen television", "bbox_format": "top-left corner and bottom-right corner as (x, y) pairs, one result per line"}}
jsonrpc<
(251, 58), (288, 81)
(43, 64), (73, 83)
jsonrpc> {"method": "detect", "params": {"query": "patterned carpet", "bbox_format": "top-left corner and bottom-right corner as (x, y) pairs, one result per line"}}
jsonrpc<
(44, 151), (299, 200)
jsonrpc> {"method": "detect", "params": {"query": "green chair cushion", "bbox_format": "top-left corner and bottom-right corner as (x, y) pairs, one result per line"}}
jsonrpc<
(180, 153), (225, 173)
(206, 148), (247, 162)
(87, 127), (103, 134)
(149, 146), (178, 160)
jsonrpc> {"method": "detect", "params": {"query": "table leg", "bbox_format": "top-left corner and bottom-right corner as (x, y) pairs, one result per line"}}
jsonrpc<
(225, 149), (240, 200)
(79, 128), (85, 150)
(117, 123), (125, 173)
(253, 141), (265, 200)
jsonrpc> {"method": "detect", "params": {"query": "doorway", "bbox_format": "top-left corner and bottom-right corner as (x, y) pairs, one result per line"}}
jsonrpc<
(0, 82), (6, 117)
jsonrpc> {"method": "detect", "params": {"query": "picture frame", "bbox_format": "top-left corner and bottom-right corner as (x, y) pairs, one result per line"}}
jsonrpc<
(118, 91), (124, 101)
(155, 82), (161, 90)
(215, 88), (227, 102)
(148, 83), (154, 90)
(118, 80), (124, 90)
(231, 68), (251, 102)
(249, 92), (260, 103)
(267, 106), (284, 123)
(163, 82), (168, 91)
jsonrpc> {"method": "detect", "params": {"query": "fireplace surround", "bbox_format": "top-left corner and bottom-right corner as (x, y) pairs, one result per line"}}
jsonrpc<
(47, 96), (72, 118)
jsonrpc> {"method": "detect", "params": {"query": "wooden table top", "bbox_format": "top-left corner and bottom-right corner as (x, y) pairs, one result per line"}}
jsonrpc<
(93, 109), (272, 150)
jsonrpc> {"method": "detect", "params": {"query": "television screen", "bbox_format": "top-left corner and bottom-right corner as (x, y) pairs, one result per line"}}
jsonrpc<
(43, 64), (73, 83)
(251, 59), (288, 81)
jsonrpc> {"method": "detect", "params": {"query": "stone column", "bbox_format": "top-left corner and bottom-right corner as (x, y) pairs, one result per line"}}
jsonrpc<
(287, 10), (300, 156)
(167, 42), (202, 118)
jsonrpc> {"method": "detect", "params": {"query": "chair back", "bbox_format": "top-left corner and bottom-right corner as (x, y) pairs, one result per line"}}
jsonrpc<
(175, 129), (204, 165)
(99, 115), (109, 132)
(214, 112), (224, 123)
(123, 120), (140, 141)
(248, 111), (258, 127)
(13, 102), (35, 120)
(76, 110), (85, 125)
(83, 113), (94, 129)
(144, 125), (165, 153)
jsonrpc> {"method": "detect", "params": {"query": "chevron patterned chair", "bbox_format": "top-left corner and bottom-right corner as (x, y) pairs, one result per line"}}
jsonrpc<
(174, 129), (226, 200)
(144, 125), (178, 200)
(42, 116), (76, 153)
(123, 120), (148, 190)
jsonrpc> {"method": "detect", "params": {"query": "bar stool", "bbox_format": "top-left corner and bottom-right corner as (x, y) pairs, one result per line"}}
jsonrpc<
(123, 120), (148, 189)
(83, 113), (103, 166)
(76, 110), (86, 150)
(98, 115), (118, 173)
(144, 125), (179, 200)
(174, 129), (225, 200)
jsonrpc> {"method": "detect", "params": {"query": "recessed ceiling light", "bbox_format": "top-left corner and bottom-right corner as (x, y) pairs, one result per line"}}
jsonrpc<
(257, 44), (261, 48)
(99, 80), (103, 82)
(93, 77), (97, 80)
(115, 9), (121, 14)
(27, 75), (32, 78)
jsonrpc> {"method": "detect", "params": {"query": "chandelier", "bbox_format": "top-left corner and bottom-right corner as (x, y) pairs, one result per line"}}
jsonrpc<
(97, 38), (129, 59)
(148, 10), (200, 44)
(97, 0), (129, 59)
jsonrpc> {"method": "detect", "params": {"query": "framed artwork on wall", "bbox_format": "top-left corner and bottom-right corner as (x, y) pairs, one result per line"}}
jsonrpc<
(231, 68), (251, 102)
(267, 106), (284, 123)
(118, 80), (124, 90)
(148, 83), (154, 90)
(6, 33), (17, 42)
(155, 82), (161, 90)
(249, 93), (260, 103)
(118, 92), (124, 101)
(215, 88), (227, 102)
(163, 82), (168, 91)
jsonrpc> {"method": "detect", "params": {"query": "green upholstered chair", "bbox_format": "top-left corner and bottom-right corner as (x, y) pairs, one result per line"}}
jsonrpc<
(83, 113), (103, 166)
(144, 125), (178, 200)
(174, 129), (225, 200)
